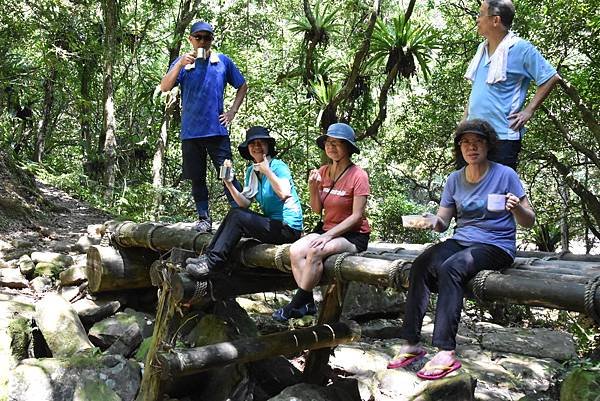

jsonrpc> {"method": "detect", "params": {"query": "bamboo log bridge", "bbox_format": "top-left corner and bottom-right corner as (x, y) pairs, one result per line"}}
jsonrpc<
(94, 221), (600, 325)
(157, 321), (360, 379)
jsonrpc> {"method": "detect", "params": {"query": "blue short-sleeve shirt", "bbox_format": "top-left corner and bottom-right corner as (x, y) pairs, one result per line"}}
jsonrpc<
(467, 40), (556, 140)
(244, 159), (303, 231)
(170, 53), (245, 140)
(441, 162), (526, 258)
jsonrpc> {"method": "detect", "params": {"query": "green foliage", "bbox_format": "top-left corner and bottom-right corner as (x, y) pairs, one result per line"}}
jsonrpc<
(0, 0), (598, 250)
(559, 367), (600, 401)
(372, 192), (437, 244)
(369, 13), (439, 80)
(290, 2), (341, 46)
(310, 74), (342, 106)
(531, 223), (562, 252)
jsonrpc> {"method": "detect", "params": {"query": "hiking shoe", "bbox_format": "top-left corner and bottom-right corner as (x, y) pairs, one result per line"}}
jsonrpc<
(194, 217), (212, 233)
(185, 255), (210, 279)
(272, 302), (317, 322)
(290, 302), (317, 318)
(272, 307), (292, 322)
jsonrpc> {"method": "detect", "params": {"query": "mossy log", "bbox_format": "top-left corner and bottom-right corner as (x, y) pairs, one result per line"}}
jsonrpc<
(102, 221), (600, 323)
(86, 245), (160, 293)
(156, 320), (360, 378)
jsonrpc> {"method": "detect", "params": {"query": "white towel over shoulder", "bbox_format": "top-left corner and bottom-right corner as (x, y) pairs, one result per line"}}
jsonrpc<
(464, 32), (521, 84)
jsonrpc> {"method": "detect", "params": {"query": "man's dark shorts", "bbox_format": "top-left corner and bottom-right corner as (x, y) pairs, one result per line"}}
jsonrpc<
(182, 135), (234, 179)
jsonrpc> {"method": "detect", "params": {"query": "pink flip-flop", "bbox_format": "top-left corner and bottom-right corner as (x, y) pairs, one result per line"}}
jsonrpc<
(387, 350), (427, 369)
(416, 360), (462, 380)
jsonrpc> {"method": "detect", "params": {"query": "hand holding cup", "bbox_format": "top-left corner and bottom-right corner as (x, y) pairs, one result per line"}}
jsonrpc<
(505, 192), (521, 212)
(308, 169), (322, 187)
(219, 159), (234, 182)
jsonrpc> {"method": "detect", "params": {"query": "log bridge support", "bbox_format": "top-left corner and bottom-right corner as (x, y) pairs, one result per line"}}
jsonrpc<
(90, 221), (600, 399)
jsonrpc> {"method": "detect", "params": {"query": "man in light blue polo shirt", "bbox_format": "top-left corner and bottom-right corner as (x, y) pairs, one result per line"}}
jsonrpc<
(464, 0), (560, 170)
(160, 21), (248, 232)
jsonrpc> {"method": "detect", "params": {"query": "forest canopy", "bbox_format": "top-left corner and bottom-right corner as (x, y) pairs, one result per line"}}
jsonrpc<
(1, 0), (598, 252)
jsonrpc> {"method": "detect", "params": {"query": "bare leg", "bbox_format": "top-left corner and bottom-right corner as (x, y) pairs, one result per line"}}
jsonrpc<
(289, 234), (356, 289)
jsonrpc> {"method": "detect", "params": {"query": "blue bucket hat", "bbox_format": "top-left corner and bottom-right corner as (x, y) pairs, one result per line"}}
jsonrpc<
(316, 123), (360, 154)
(238, 126), (277, 160)
(190, 21), (214, 35)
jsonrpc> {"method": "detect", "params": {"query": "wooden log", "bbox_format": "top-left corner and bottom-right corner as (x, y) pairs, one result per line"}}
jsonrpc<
(105, 221), (599, 280)
(304, 281), (349, 385)
(499, 269), (590, 284)
(169, 269), (298, 305)
(105, 220), (212, 253)
(367, 242), (600, 263)
(156, 320), (361, 378)
(466, 273), (589, 313)
(362, 251), (600, 279)
(86, 245), (160, 293)
(102, 222), (600, 322)
(136, 262), (179, 401)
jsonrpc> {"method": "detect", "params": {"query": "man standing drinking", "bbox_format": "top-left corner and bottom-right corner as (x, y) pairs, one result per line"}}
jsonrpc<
(161, 21), (248, 232)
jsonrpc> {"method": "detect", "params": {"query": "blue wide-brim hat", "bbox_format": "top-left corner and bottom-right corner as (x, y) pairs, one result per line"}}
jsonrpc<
(190, 21), (214, 35)
(238, 126), (277, 160)
(316, 123), (360, 154)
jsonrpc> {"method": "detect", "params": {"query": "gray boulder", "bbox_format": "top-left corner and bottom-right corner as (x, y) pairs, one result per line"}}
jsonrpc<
(30, 251), (73, 268)
(0, 268), (29, 289)
(72, 297), (121, 327)
(34, 293), (94, 357)
(268, 382), (360, 401)
(89, 309), (154, 349)
(17, 255), (35, 278)
(479, 325), (577, 361)
(8, 354), (140, 401)
(342, 283), (405, 320)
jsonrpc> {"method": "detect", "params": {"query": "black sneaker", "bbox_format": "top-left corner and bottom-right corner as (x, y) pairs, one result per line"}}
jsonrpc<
(185, 256), (210, 279)
(194, 217), (212, 233)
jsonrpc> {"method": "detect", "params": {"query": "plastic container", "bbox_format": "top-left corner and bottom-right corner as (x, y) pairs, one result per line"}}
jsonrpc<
(402, 215), (436, 229)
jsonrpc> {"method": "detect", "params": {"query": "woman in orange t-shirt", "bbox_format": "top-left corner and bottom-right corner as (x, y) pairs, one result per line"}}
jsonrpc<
(272, 123), (370, 322)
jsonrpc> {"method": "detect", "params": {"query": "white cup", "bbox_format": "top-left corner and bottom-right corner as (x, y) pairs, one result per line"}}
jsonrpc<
(487, 194), (506, 212)
(184, 48), (207, 70)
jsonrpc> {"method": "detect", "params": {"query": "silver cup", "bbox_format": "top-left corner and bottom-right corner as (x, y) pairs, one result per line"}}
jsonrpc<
(219, 165), (232, 180)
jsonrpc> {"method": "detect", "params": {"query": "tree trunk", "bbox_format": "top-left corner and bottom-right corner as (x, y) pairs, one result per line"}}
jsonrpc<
(152, 94), (176, 219)
(79, 57), (94, 176)
(157, 321), (360, 379)
(34, 66), (57, 163)
(101, 0), (118, 201)
(560, 180), (570, 252)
